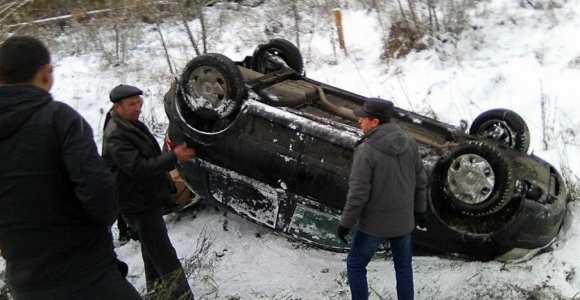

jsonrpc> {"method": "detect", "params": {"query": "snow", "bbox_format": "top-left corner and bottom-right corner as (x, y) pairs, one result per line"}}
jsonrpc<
(3, 0), (580, 299)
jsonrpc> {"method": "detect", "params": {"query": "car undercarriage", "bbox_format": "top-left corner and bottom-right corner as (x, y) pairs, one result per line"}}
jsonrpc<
(164, 39), (567, 261)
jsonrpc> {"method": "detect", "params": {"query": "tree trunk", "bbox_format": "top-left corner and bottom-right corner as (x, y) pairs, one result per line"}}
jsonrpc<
(199, 6), (207, 54)
(292, 1), (300, 49)
(182, 16), (201, 56)
(406, 0), (421, 39)
(156, 21), (174, 74)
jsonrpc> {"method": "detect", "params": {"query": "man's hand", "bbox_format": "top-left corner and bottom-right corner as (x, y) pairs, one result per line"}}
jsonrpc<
(174, 142), (196, 162)
(414, 212), (428, 231)
(337, 225), (350, 244)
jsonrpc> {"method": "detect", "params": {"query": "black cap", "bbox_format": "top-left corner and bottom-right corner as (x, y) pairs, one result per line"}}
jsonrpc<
(353, 97), (394, 119)
(109, 84), (143, 103)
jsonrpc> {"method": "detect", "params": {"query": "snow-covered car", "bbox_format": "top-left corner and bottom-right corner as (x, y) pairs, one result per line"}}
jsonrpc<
(163, 39), (567, 261)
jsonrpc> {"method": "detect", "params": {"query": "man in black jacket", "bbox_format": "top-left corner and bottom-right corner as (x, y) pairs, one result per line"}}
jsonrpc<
(102, 84), (196, 300)
(0, 36), (141, 299)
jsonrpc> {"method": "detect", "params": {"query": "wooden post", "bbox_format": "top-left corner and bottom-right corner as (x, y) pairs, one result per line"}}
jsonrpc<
(333, 8), (347, 56)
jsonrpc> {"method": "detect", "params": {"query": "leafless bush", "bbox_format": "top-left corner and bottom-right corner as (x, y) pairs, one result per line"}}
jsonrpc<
(382, 0), (476, 60)
(539, 86), (556, 150)
(567, 56), (580, 69)
(509, 282), (572, 299)
(520, 0), (564, 10)
(554, 123), (580, 202)
(560, 165), (580, 203)
(141, 104), (168, 139)
(537, 88), (580, 202)
(262, 0), (336, 53)
(182, 226), (215, 280)
(383, 19), (427, 60)
(145, 226), (216, 299)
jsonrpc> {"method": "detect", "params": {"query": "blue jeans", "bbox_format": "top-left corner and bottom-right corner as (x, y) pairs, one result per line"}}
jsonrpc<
(347, 231), (413, 300)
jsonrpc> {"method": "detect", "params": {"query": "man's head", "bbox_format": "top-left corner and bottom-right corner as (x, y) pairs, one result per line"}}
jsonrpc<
(353, 98), (394, 133)
(110, 84), (143, 122)
(0, 36), (53, 90)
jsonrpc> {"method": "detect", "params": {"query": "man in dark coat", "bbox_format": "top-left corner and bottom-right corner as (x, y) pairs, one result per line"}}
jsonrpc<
(102, 84), (196, 299)
(337, 98), (428, 300)
(0, 36), (141, 300)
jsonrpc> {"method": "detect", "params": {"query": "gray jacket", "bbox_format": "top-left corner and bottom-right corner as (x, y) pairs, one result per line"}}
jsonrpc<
(340, 122), (427, 237)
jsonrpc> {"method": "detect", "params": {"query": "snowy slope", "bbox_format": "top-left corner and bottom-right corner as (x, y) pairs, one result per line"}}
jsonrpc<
(2, 0), (580, 299)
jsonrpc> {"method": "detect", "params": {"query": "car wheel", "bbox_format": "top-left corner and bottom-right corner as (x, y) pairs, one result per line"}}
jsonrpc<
(434, 141), (515, 217)
(181, 53), (246, 120)
(469, 109), (530, 153)
(252, 38), (304, 74)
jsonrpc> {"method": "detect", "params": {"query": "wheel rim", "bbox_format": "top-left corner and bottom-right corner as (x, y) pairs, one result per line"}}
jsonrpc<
(187, 66), (229, 109)
(477, 120), (516, 148)
(447, 153), (495, 205)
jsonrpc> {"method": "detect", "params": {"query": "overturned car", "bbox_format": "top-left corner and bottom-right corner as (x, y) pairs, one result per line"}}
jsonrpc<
(164, 39), (567, 261)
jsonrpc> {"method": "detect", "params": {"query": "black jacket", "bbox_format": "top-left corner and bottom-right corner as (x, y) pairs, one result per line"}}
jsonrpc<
(102, 110), (176, 213)
(0, 84), (119, 292)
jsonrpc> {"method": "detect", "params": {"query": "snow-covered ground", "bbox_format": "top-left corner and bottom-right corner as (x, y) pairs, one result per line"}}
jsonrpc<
(3, 0), (580, 299)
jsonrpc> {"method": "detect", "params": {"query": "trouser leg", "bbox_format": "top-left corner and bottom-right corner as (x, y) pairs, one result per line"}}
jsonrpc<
(389, 234), (414, 300)
(346, 230), (386, 300)
(140, 243), (161, 292)
(122, 209), (194, 300)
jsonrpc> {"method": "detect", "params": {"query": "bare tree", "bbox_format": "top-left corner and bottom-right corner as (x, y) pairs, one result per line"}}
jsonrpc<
(0, 0), (33, 35)
(179, 0), (202, 56)
(383, 0), (477, 60)
(177, 0), (214, 55)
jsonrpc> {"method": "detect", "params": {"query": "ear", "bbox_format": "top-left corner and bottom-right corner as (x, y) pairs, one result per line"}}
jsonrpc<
(31, 64), (53, 91)
(42, 64), (52, 79)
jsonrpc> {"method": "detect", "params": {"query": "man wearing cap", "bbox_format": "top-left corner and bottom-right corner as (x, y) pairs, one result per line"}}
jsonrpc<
(337, 98), (428, 300)
(102, 84), (196, 299)
(0, 36), (142, 299)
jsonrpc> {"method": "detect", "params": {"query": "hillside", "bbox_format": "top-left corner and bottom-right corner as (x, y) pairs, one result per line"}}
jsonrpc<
(2, 0), (580, 299)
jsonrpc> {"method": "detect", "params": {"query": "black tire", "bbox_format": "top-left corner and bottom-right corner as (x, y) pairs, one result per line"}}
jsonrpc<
(252, 38), (304, 74)
(433, 141), (515, 217)
(180, 53), (246, 120)
(470, 109), (530, 153)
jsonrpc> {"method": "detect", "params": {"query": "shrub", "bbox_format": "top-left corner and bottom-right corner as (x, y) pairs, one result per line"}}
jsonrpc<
(382, 0), (476, 60)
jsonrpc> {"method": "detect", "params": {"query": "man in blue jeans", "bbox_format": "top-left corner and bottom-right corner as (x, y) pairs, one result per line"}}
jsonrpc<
(337, 98), (428, 300)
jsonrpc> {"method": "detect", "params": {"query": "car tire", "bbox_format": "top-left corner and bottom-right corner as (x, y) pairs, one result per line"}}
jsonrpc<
(252, 38), (304, 74)
(433, 141), (515, 217)
(469, 108), (530, 153)
(180, 53), (246, 120)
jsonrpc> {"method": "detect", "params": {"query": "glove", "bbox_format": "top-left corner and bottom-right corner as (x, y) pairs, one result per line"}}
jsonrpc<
(414, 212), (428, 231)
(337, 225), (350, 244)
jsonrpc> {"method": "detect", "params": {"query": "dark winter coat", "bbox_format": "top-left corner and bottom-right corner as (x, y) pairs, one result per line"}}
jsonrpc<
(340, 122), (428, 238)
(102, 110), (176, 213)
(0, 84), (119, 292)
